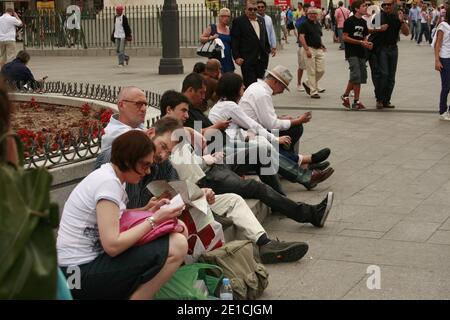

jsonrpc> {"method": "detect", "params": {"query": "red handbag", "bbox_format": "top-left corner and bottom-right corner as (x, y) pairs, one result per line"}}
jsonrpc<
(120, 211), (181, 246)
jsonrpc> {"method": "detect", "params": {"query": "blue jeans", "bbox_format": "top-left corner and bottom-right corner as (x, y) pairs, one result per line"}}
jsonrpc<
(439, 57), (450, 115)
(410, 20), (419, 40)
(374, 46), (398, 104)
(337, 28), (345, 49)
(115, 38), (128, 65)
(417, 23), (430, 44)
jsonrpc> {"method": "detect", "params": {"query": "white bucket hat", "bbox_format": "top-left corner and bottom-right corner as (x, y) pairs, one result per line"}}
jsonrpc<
(266, 65), (293, 91)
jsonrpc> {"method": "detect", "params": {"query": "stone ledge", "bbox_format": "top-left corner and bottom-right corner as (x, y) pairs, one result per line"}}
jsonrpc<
(26, 47), (198, 58)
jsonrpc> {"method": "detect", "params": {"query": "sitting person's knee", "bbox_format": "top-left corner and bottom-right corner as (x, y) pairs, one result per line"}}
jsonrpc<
(168, 232), (188, 260)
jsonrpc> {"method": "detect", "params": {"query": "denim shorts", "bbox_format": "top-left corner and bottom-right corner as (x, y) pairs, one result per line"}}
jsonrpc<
(348, 56), (367, 84)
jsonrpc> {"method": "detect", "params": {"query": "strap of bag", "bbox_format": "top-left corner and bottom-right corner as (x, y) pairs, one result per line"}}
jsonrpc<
(210, 23), (217, 36)
(340, 8), (348, 20)
(0, 133), (24, 167)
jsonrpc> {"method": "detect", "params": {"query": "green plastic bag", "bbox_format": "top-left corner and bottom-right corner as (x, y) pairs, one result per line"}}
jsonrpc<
(155, 263), (223, 300)
(0, 134), (59, 299)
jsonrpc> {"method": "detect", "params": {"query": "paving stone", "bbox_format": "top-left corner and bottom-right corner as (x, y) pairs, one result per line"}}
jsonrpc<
(428, 230), (450, 245)
(405, 204), (450, 224)
(343, 266), (450, 300)
(440, 218), (450, 231)
(339, 229), (385, 239)
(383, 221), (441, 242)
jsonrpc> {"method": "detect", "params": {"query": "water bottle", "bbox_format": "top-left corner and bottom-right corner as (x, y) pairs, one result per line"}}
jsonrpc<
(219, 278), (233, 300)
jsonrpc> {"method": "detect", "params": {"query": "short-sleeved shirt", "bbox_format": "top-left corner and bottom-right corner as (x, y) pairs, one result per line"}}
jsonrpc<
(343, 15), (369, 59)
(298, 19), (323, 49)
(378, 11), (402, 47)
(57, 163), (128, 266)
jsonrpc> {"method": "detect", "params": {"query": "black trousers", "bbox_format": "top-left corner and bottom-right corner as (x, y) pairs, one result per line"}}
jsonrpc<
(278, 124), (304, 163)
(198, 164), (318, 224)
(241, 57), (268, 88)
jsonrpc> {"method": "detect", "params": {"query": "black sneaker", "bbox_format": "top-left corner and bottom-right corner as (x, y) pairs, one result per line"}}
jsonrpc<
(259, 240), (309, 264)
(308, 161), (330, 171)
(302, 82), (311, 95)
(311, 148), (331, 164)
(312, 192), (334, 228)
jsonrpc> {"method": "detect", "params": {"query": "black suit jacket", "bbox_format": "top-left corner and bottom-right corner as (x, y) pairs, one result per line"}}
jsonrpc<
(231, 15), (270, 65)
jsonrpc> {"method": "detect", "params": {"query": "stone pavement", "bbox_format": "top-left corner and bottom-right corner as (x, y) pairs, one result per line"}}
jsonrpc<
(27, 31), (450, 299)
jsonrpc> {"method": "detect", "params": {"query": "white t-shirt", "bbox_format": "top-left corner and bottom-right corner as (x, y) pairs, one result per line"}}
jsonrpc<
(436, 22), (450, 59)
(280, 11), (286, 26)
(208, 100), (276, 142)
(0, 13), (22, 42)
(57, 163), (128, 266)
(114, 15), (125, 39)
(102, 114), (144, 151)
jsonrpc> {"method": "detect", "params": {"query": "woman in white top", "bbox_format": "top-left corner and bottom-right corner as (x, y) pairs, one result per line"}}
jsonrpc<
(57, 130), (187, 299)
(417, 4), (430, 44)
(434, 9), (450, 120)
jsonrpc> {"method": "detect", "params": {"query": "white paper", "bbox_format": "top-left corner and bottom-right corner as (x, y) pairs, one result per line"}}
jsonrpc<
(160, 194), (184, 210)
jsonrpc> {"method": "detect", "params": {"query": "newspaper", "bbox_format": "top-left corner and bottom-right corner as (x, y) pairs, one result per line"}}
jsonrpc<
(146, 180), (208, 216)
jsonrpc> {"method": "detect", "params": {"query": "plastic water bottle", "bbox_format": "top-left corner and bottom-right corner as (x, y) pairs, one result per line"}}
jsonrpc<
(219, 278), (233, 300)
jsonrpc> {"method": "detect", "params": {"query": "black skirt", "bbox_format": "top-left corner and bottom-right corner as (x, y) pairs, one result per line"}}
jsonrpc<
(61, 234), (170, 300)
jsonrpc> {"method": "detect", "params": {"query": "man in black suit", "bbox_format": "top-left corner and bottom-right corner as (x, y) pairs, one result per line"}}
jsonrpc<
(231, 0), (271, 88)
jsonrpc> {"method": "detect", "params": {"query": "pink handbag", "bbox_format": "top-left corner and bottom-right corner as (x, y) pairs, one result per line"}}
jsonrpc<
(120, 210), (180, 246)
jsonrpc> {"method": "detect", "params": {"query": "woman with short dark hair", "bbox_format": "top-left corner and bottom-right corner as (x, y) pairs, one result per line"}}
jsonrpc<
(57, 130), (188, 299)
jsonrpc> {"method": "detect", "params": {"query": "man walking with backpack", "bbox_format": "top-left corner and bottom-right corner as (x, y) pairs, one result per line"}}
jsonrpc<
(335, 1), (351, 50)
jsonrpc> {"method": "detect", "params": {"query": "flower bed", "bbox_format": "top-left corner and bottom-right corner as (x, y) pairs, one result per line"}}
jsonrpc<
(12, 97), (114, 157)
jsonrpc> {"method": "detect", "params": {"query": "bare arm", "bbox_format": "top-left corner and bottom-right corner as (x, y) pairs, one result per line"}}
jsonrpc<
(200, 25), (218, 44)
(435, 30), (444, 72)
(97, 200), (184, 257)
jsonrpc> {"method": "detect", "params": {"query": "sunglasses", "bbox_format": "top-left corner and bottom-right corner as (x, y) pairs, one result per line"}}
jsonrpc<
(257, 6), (265, 9)
(382, 3), (393, 7)
(247, 8), (258, 11)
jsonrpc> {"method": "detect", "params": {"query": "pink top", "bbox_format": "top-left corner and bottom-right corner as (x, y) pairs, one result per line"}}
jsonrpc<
(335, 7), (351, 28)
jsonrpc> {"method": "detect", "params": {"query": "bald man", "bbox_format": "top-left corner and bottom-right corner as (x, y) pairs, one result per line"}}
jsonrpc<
(101, 86), (148, 150)
(202, 58), (221, 108)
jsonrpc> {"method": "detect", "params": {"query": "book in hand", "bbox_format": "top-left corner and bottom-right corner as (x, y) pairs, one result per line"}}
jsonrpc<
(146, 180), (208, 216)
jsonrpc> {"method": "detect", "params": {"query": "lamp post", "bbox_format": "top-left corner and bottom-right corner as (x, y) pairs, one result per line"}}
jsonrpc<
(159, 0), (184, 75)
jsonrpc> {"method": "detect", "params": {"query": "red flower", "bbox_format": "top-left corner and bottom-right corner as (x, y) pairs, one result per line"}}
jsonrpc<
(80, 103), (91, 117)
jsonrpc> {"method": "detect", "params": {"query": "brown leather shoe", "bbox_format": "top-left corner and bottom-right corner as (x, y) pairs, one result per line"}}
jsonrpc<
(376, 102), (384, 109)
(303, 167), (334, 190)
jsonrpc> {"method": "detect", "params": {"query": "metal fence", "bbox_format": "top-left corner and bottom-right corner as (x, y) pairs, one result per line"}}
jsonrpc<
(22, 4), (281, 49)
(10, 81), (161, 169)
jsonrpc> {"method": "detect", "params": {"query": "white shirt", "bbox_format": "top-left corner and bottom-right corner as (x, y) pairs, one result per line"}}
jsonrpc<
(259, 14), (277, 49)
(0, 13), (22, 42)
(436, 22), (450, 58)
(102, 114), (144, 151)
(114, 15), (125, 39)
(208, 100), (277, 142)
(250, 18), (260, 39)
(57, 163), (128, 266)
(420, 11), (429, 24)
(239, 79), (291, 131)
(280, 11), (286, 26)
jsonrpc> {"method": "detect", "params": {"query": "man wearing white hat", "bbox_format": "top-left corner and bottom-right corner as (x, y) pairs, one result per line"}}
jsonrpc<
(239, 65), (332, 172)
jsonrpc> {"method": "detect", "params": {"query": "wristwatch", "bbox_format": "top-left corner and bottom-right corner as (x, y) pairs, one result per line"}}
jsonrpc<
(145, 216), (156, 229)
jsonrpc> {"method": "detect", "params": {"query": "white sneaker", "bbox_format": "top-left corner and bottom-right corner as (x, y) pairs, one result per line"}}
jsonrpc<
(297, 85), (305, 92)
(118, 64), (124, 68)
(439, 112), (450, 121)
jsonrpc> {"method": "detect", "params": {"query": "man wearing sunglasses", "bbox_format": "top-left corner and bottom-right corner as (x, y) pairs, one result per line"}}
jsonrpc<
(231, 0), (271, 88)
(368, 0), (409, 110)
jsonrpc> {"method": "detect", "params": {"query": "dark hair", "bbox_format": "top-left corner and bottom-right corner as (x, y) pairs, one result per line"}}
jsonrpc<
(181, 73), (206, 93)
(193, 62), (206, 74)
(0, 79), (13, 136)
(160, 90), (190, 117)
(111, 130), (155, 173)
(152, 116), (183, 137)
(257, 0), (266, 7)
(216, 72), (243, 103)
(16, 50), (30, 64)
(338, 1), (344, 6)
(446, 6), (450, 23)
(352, 0), (364, 11)
(304, 3), (311, 10)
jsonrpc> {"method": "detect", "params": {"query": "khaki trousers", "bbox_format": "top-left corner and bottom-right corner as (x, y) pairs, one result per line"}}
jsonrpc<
(210, 193), (265, 242)
(0, 41), (16, 65)
(302, 47), (325, 95)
